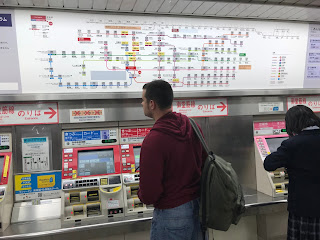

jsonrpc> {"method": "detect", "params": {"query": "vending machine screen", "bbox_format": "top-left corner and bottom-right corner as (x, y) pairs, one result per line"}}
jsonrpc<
(265, 137), (288, 153)
(78, 149), (115, 176)
(133, 147), (141, 170)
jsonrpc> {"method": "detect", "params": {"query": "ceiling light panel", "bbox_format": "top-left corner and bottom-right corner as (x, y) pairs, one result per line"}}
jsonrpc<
(182, 1), (203, 14)
(204, 2), (229, 15)
(227, 3), (250, 16)
(247, 5), (273, 17)
(132, 0), (150, 11)
(17, 0), (33, 6)
(120, 0), (136, 11)
(157, 0), (179, 13)
(192, 2), (216, 15)
(79, 0), (93, 8)
(215, 3), (239, 16)
(145, 0), (165, 12)
(237, 4), (262, 17)
(48, 0), (63, 7)
(33, 0), (49, 7)
(106, 0), (122, 10)
(64, 0), (78, 8)
(170, 0), (191, 13)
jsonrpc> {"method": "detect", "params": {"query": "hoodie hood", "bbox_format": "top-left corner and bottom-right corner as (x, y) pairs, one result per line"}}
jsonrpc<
(151, 112), (194, 141)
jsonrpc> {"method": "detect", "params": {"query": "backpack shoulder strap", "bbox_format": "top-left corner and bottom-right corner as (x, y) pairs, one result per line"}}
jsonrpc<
(189, 118), (211, 155)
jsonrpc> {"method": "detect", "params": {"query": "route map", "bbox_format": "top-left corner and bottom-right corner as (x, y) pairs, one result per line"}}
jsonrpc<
(8, 10), (310, 93)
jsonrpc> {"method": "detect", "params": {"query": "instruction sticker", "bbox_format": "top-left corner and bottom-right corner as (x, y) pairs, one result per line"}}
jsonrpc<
(22, 137), (50, 173)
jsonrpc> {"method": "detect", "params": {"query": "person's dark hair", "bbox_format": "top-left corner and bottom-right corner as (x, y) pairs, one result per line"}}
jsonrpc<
(285, 105), (320, 137)
(143, 80), (173, 110)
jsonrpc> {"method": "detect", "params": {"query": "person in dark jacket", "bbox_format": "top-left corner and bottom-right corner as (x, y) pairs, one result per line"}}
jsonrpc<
(264, 105), (320, 240)
(138, 80), (207, 240)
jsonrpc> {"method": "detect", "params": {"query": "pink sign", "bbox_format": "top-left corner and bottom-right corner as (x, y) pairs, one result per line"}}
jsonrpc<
(254, 121), (285, 130)
(0, 103), (58, 126)
(287, 96), (320, 112)
(173, 98), (228, 117)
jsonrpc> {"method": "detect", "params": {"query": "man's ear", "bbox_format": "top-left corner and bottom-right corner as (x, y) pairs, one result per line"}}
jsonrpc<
(149, 100), (156, 110)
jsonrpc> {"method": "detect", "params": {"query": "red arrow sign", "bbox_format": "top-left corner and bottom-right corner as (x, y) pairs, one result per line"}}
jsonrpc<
(217, 102), (227, 112)
(44, 107), (57, 119)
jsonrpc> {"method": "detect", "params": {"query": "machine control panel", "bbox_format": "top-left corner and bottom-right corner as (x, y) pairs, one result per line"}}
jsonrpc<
(120, 144), (141, 173)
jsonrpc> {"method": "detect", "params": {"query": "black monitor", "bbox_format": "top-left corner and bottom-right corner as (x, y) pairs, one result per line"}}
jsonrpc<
(133, 146), (141, 170)
(265, 137), (288, 153)
(0, 156), (4, 176)
(78, 149), (115, 176)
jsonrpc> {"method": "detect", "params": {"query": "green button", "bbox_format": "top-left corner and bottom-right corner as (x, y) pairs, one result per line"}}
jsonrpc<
(239, 53), (246, 56)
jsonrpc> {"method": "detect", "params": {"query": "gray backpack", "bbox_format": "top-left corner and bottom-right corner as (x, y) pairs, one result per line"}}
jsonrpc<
(190, 118), (246, 232)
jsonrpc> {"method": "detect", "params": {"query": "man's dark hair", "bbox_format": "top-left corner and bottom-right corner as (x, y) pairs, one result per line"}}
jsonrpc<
(285, 105), (320, 137)
(143, 80), (173, 110)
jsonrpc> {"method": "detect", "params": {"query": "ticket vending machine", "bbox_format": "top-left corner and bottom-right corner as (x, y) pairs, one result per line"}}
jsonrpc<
(119, 126), (153, 216)
(254, 121), (289, 197)
(0, 133), (13, 232)
(61, 128), (124, 226)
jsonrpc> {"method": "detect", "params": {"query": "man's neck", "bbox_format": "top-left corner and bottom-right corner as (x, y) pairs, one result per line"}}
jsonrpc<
(153, 109), (172, 122)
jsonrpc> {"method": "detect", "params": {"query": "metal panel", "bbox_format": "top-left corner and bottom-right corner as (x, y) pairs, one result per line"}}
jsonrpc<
(92, 0), (107, 9)
(170, 0), (191, 13)
(79, 0), (93, 9)
(106, 0), (122, 10)
(287, 7), (309, 19)
(195, 116), (257, 189)
(227, 3), (250, 16)
(204, 2), (228, 15)
(268, 6), (296, 18)
(193, 1), (216, 14)
(33, 0), (49, 7)
(296, 8), (320, 20)
(279, 6), (304, 18)
(309, 0), (320, 5)
(48, 0), (63, 7)
(260, 6), (285, 18)
(215, 3), (239, 16)
(63, 0), (78, 8)
(132, 0), (150, 12)
(145, 0), (165, 12)
(295, 0), (315, 5)
(4, 0), (18, 5)
(157, 0), (178, 12)
(17, 0), (33, 6)
(248, 5), (273, 17)
(181, 1), (203, 14)
(120, 0), (136, 11)
(236, 4), (262, 17)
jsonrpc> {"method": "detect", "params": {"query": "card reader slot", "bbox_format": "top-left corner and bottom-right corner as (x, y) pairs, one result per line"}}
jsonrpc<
(87, 203), (101, 217)
(70, 192), (80, 204)
(87, 190), (100, 202)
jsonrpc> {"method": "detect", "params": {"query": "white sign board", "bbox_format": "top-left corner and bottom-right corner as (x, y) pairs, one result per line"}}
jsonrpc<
(258, 102), (284, 113)
(22, 137), (50, 173)
(173, 98), (228, 117)
(287, 96), (320, 112)
(0, 102), (58, 126)
(70, 108), (105, 123)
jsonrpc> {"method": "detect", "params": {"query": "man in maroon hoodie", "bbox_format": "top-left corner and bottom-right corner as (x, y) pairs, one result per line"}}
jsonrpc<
(138, 80), (207, 240)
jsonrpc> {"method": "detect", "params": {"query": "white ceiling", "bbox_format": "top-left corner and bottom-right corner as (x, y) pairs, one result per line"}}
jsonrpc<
(1, 0), (320, 22)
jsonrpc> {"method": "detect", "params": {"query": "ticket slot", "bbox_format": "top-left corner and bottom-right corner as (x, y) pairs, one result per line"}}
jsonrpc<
(73, 205), (85, 216)
(70, 192), (80, 204)
(87, 190), (100, 202)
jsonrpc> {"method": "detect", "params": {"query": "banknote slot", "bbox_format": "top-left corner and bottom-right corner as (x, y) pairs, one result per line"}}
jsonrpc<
(70, 192), (80, 204)
(87, 190), (99, 202)
(135, 202), (143, 208)
(130, 185), (139, 196)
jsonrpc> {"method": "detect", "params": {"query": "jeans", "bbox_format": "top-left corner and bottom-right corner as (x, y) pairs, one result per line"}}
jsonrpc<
(150, 198), (203, 240)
